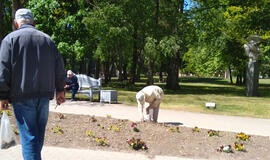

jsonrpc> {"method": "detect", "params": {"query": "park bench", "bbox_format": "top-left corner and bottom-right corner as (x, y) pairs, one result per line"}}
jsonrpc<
(75, 74), (102, 101)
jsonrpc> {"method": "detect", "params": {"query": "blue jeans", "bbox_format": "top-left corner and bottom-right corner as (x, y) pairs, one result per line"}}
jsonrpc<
(66, 86), (78, 100)
(13, 98), (49, 160)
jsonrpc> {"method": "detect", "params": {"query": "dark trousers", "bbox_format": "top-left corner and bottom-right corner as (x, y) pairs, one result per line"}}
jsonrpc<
(66, 86), (78, 99)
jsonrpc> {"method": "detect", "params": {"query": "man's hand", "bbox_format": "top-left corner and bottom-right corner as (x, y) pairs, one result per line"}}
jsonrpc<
(56, 91), (65, 105)
(64, 85), (70, 89)
(0, 99), (9, 110)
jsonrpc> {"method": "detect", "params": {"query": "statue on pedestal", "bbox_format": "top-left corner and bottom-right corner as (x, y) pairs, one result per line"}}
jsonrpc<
(244, 35), (262, 63)
(244, 35), (263, 97)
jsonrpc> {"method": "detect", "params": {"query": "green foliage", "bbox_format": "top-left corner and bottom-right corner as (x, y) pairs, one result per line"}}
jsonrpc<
(183, 0), (270, 79)
(27, 0), (93, 71)
(0, 0), (12, 38)
(159, 36), (180, 58)
(144, 37), (159, 66)
(18, 0), (270, 82)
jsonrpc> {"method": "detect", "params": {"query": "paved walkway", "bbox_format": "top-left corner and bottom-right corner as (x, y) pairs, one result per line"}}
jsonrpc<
(1, 100), (270, 160)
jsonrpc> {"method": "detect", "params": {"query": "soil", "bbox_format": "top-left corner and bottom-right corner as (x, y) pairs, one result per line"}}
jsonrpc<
(4, 110), (270, 160)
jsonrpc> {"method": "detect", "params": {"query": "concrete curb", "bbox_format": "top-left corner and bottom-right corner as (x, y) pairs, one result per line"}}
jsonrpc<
(0, 145), (205, 160)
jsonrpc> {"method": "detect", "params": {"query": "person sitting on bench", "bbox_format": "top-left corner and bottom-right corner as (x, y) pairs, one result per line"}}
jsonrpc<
(64, 70), (79, 101)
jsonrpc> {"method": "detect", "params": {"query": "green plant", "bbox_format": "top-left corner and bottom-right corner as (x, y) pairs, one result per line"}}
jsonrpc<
(108, 125), (120, 132)
(234, 142), (246, 152)
(120, 120), (125, 127)
(96, 137), (108, 146)
(133, 127), (140, 132)
(13, 128), (19, 135)
(97, 124), (104, 129)
(208, 130), (219, 137)
(236, 132), (251, 141)
(90, 116), (97, 122)
(131, 122), (140, 132)
(217, 145), (233, 153)
(126, 137), (148, 150)
(51, 126), (64, 134)
(192, 126), (200, 132)
(85, 131), (95, 138)
(0, 110), (10, 116)
(169, 127), (180, 133)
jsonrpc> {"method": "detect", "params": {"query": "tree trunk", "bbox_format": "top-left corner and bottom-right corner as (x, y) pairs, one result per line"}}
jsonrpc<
(79, 60), (84, 74)
(94, 58), (100, 79)
(104, 61), (110, 84)
(71, 54), (75, 72)
(159, 70), (163, 82)
(123, 63), (128, 80)
(165, 0), (184, 90)
(136, 52), (143, 81)
(178, 0), (184, 13)
(236, 75), (240, 85)
(118, 46), (123, 81)
(156, 0), (163, 83)
(147, 60), (154, 85)
(229, 66), (233, 84)
(137, 23), (146, 82)
(155, 0), (159, 29)
(240, 74), (243, 85)
(166, 56), (179, 89)
(243, 69), (246, 85)
(131, 24), (138, 84)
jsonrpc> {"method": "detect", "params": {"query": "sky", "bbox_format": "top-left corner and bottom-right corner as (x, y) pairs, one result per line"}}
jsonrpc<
(184, 0), (198, 11)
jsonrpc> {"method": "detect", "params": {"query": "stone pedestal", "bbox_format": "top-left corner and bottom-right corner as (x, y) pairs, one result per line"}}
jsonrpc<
(246, 61), (260, 96)
(100, 90), (118, 103)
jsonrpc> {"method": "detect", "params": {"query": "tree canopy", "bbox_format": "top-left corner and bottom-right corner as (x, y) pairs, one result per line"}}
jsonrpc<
(0, 0), (270, 87)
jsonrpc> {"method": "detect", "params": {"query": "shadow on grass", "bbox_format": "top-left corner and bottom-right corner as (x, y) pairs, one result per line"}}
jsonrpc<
(179, 77), (229, 84)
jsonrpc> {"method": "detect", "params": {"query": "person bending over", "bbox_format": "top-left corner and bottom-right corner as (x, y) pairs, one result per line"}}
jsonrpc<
(136, 85), (164, 122)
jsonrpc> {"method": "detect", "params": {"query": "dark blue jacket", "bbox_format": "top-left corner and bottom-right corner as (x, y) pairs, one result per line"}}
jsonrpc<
(66, 75), (79, 90)
(0, 23), (65, 102)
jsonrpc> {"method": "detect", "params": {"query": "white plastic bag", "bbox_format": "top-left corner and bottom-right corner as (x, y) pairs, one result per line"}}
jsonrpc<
(0, 111), (17, 149)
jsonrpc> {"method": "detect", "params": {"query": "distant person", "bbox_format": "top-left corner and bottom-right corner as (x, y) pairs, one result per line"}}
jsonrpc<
(136, 85), (164, 122)
(65, 70), (79, 101)
(0, 8), (66, 160)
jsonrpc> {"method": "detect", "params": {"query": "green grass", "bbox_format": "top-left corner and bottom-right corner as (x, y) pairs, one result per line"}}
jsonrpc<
(103, 77), (270, 119)
(67, 77), (270, 119)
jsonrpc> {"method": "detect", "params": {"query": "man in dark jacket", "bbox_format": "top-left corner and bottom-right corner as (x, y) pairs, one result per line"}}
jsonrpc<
(65, 70), (79, 101)
(0, 8), (65, 160)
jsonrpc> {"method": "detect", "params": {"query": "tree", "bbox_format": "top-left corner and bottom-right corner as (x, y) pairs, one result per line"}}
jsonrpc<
(83, 2), (131, 83)
(157, 0), (187, 89)
(28, 0), (94, 73)
(122, 0), (156, 84)
(144, 37), (160, 85)
(0, 0), (13, 40)
(184, 0), (270, 85)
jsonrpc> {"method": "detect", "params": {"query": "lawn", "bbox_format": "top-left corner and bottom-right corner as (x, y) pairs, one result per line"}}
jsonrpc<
(70, 77), (270, 119)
